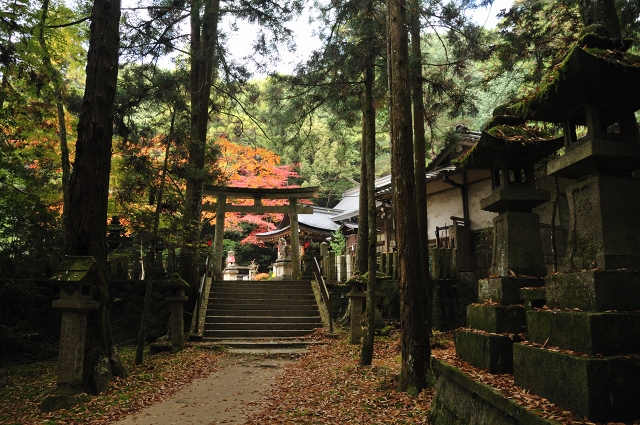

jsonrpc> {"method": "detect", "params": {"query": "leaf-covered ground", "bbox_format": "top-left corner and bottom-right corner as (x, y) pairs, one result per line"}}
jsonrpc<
(246, 330), (434, 425)
(3, 330), (637, 425)
(0, 346), (223, 425)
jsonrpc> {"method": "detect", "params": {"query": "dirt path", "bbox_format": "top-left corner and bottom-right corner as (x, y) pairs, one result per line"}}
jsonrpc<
(113, 355), (293, 425)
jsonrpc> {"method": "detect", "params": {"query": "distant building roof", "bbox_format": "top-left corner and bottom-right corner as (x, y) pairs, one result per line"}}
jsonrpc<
(255, 206), (341, 242)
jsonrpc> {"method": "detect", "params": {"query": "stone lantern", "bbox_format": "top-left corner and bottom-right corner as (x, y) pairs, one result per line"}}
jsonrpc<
(454, 128), (563, 374)
(40, 256), (99, 411)
(161, 273), (190, 352)
(107, 216), (124, 251)
(508, 47), (640, 422)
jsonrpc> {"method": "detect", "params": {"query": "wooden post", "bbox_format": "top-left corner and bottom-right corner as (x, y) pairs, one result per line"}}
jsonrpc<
(211, 194), (226, 280)
(289, 198), (301, 280)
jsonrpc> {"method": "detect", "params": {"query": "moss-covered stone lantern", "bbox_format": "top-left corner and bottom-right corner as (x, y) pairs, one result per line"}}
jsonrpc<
(453, 127), (563, 375)
(161, 273), (189, 352)
(40, 256), (99, 412)
(509, 46), (640, 422)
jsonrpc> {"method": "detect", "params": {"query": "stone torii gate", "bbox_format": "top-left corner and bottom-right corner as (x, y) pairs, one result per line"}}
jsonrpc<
(202, 186), (318, 280)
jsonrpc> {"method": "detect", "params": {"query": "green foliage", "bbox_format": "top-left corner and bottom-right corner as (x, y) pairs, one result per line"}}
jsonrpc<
(329, 229), (346, 254)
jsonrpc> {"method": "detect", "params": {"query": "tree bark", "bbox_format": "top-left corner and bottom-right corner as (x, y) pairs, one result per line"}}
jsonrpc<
(410, 0), (432, 368)
(181, 0), (220, 294)
(579, 0), (622, 38)
(64, 0), (127, 394)
(356, 120), (369, 274)
(360, 44), (377, 366)
(387, 0), (429, 393)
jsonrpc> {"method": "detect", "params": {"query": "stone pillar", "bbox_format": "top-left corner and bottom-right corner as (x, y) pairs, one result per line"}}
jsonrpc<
(339, 255), (347, 282)
(347, 282), (366, 343)
(289, 199), (301, 280)
(328, 252), (336, 281)
(379, 253), (387, 276)
(320, 242), (328, 277)
(345, 254), (353, 280)
(40, 256), (99, 412)
(320, 242), (329, 258)
(212, 194), (226, 280)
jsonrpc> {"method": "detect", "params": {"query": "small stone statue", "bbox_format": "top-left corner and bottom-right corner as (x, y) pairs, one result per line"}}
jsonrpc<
(277, 238), (287, 260)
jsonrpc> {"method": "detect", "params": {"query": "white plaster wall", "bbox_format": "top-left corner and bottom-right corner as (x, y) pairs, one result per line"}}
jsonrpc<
(426, 188), (464, 240)
(467, 179), (497, 232)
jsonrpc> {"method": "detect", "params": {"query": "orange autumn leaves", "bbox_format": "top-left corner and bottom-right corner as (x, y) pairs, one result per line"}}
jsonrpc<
(205, 136), (302, 245)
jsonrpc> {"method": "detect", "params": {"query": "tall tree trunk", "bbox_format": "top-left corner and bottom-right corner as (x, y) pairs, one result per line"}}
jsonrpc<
(64, 0), (127, 394)
(356, 121), (369, 274)
(410, 0), (432, 368)
(181, 0), (220, 294)
(136, 117), (174, 365)
(360, 45), (377, 366)
(387, 0), (429, 393)
(37, 0), (71, 230)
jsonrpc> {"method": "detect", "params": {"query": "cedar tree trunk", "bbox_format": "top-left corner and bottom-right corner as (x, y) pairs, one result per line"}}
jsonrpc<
(387, 0), (430, 392)
(64, 0), (127, 394)
(410, 0), (432, 366)
(360, 46), (377, 366)
(181, 0), (220, 294)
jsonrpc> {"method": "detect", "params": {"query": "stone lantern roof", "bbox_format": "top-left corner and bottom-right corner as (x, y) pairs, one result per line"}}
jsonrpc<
(454, 127), (564, 170)
(514, 47), (640, 123)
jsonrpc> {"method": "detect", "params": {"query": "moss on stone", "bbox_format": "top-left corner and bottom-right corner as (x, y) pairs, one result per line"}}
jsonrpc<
(486, 125), (556, 142)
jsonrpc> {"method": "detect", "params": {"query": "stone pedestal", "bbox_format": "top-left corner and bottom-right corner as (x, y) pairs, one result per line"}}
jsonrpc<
(489, 212), (547, 277)
(514, 269), (640, 421)
(562, 174), (640, 270)
(478, 277), (544, 306)
(273, 260), (292, 280)
(223, 268), (238, 281)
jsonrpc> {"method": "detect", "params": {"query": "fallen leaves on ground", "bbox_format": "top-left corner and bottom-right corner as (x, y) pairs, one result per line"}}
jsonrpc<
(246, 330), (433, 425)
(0, 346), (223, 425)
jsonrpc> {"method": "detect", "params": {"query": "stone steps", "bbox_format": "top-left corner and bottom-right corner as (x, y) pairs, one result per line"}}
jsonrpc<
(202, 280), (322, 344)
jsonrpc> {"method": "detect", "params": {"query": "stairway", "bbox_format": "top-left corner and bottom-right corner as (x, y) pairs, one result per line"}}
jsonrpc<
(203, 280), (323, 349)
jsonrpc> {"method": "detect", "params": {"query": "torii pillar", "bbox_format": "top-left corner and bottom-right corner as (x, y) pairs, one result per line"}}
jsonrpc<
(211, 194), (226, 280)
(289, 198), (300, 280)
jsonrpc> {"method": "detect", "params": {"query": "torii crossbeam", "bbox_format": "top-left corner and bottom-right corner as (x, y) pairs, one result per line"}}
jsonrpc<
(202, 186), (319, 280)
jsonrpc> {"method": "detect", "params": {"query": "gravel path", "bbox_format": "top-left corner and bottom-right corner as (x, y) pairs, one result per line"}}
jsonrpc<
(113, 355), (294, 425)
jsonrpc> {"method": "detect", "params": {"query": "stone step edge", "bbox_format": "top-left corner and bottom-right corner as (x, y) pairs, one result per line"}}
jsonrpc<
(196, 340), (326, 349)
(431, 358), (561, 425)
